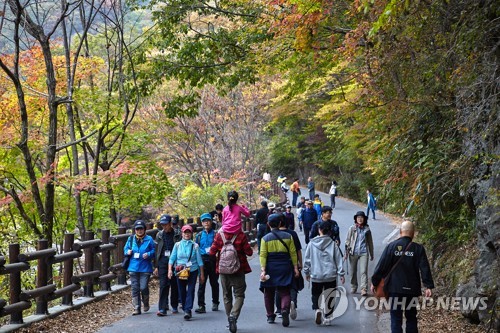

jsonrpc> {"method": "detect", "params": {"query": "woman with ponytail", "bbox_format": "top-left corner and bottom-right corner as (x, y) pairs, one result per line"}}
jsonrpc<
(222, 190), (250, 234)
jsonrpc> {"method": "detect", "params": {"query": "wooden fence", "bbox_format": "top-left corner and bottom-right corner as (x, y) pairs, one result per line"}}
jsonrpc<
(0, 180), (285, 331)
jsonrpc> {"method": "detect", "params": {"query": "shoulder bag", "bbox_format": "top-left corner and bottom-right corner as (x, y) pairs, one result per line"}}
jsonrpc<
(375, 242), (412, 298)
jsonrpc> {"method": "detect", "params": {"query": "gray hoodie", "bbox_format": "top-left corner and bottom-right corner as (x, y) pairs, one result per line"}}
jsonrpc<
(303, 235), (345, 283)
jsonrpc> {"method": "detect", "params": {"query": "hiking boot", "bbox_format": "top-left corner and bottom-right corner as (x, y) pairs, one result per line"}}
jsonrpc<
(228, 316), (237, 333)
(195, 306), (206, 313)
(315, 309), (322, 325)
(267, 315), (276, 324)
(156, 310), (167, 317)
(212, 303), (219, 311)
(183, 311), (192, 320)
(290, 301), (297, 320)
(282, 311), (290, 327)
(143, 305), (150, 312)
(132, 308), (141, 316)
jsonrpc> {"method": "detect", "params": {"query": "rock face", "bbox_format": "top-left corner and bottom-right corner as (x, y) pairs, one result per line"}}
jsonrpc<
(458, 62), (499, 328)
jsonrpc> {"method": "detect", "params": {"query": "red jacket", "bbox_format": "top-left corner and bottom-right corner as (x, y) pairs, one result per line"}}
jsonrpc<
(209, 230), (253, 274)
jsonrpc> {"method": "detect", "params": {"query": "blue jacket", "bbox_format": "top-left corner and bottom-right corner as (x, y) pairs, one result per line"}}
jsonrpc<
(196, 229), (216, 256)
(300, 208), (318, 229)
(124, 235), (155, 273)
(169, 239), (204, 272)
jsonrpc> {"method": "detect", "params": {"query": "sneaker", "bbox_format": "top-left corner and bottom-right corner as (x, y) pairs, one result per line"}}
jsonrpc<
(212, 303), (219, 311)
(195, 306), (206, 313)
(143, 305), (150, 312)
(322, 318), (332, 326)
(290, 301), (297, 320)
(184, 311), (192, 320)
(267, 315), (276, 324)
(282, 311), (290, 327)
(228, 316), (237, 333)
(315, 309), (322, 325)
(171, 308), (178, 314)
(156, 310), (167, 317)
(132, 309), (141, 316)
(361, 289), (367, 296)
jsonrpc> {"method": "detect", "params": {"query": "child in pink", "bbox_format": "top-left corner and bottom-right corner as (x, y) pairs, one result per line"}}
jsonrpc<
(222, 190), (250, 234)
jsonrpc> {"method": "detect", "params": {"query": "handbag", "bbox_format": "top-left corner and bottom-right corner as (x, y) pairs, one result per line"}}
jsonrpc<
(121, 236), (133, 270)
(374, 242), (412, 299)
(175, 243), (194, 280)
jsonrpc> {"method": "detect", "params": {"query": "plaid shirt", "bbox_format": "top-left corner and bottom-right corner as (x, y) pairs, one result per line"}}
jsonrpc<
(209, 230), (253, 274)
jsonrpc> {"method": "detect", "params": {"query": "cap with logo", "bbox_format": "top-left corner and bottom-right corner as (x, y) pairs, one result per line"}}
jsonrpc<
(159, 214), (172, 224)
(134, 220), (146, 229)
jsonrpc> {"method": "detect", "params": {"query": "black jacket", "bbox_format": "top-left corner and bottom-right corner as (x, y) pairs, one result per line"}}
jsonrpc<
(255, 207), (269, 226)
(371, 236), (434, 296)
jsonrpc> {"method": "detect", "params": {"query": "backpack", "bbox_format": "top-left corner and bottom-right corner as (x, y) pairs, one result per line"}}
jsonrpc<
(218, 231), (240, 274)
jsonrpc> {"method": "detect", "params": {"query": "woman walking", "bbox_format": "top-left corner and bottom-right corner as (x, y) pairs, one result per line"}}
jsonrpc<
(168, 224), (205, 320)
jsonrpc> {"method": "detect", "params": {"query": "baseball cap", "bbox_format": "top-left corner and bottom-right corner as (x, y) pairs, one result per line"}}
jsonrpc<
(181, 225), (193, 233)
(134, 220), (146, 229)
(200, 213), (213, 222)
(159, 214), (172, 224)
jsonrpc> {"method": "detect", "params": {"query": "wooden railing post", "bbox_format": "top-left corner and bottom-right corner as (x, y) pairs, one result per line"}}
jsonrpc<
(116, 226), (127, 285)
(83, 231), (94, 297)
(36, 239), (49, 314)
(100, 229), (111, 291)
(62, 233), (75, 305)
(9, 243), (22, 324)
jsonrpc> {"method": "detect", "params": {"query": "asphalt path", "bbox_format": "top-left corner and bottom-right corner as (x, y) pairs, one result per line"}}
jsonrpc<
(98, 188), (399, 333)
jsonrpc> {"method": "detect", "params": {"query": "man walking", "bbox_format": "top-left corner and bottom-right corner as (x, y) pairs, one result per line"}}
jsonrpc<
(307, 177), (315, 201)
(371, 221), (434, 333)
(300, 201), (318, 244)
(154, 214), (179, 316)
(195, 213), (220, 313)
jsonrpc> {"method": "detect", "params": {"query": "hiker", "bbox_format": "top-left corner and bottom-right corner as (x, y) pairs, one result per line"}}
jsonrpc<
(209, 220), (254, 333)
(300, 200), (318, 244)
(366, 189), (377, 220)
(303, 221), (345, 326)
(296, 196), (306, 232)
(154, 214), (180, 316)
(168, 224), (205, 320)
(124, 220), (155, 315)
(371, 221), (434, 333)
(307, 177), (315, 201)
(275, 215), (303, 321)
(329, 181), (337, 208)
(256, 200), (270, 253)
(290, 178), (300, 207)
(222, 190), (250, 233)
(312, 194), (323, 218)
(260, 213), (300, 327)
(283, 205), (295, 230)
(344, 211), (374, 296)
(195, 213), (220, 313)
(309, 206), (340, 245)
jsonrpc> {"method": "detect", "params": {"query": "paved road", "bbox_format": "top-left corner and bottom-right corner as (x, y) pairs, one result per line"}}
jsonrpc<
(98, 189), (399, 333)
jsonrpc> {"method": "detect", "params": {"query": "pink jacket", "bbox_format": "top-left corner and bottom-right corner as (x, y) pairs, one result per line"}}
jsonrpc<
(222, 204), (250, 234)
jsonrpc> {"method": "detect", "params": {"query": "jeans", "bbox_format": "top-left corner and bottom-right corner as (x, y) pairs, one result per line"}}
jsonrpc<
(330, 194), (336, 208)
(311, 280), (337, 310)
(220, 273), (247, 319)
(389, 294), (418, 333)
(367, 206), (376, 219)
(292, 192), (298, 207)
(349, 253), (369, 292)
(130, 272), (151, 310)
(264, 287), (290, 316)
(177, 269), (198, 313)
(309, 190), (315, 201)
(158, 256), (178, 311)
(197, 257), (219, 306)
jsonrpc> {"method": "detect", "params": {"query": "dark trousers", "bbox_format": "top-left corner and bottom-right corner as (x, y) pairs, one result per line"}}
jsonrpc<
(367, 206), (376, 219)
(197, 257), (220, 306)
(330, 194), (336, 208)
(292, 192), (298, 206)
(257, 224), (268, 253)
(264, 287), (290, 316)
(158, 257), (178, 311)
(304, 228), (311, 244)
(311, 280), (337, 310)
(389, 294), (418, 333)
(177, 270), (198, 313)
(275, 287), (298, 311)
